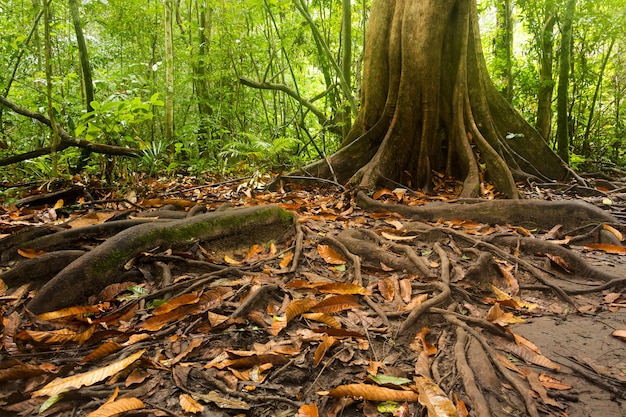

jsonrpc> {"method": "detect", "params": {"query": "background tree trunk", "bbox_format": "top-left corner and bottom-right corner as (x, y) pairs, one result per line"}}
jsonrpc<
(536, 4), (556, 140)
(164, 0), (175, 143)
(294, 0), (568, 198)
(68, 0), (94, 113)
(43, 0), (60, 176)
(556, 0), (577, 163)
(341, 0), (352, 138)
(494, 0), (514, 102)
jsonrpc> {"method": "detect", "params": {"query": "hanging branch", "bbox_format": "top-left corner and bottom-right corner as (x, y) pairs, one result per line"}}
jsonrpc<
(0, 95), (140, 167)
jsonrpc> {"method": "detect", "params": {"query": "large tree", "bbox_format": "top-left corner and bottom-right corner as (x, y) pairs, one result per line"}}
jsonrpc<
(296, 0), (570, 198)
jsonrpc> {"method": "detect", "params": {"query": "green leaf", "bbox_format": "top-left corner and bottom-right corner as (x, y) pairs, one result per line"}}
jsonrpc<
(368, 374), (413, 386)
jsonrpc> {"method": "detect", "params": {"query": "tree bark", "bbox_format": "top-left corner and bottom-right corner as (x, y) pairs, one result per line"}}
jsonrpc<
(536, 5), (556, 140)
(68, 0), (94, 112)
(556, 0), (577, 163)
(494, 0), (514, 102)
(341, 0), (353, 137)
(292, 0), (569, 198)
(164, 0), (175, 143)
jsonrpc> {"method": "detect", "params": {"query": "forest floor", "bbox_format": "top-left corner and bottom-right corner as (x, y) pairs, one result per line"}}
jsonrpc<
(0, 174), (625, 417)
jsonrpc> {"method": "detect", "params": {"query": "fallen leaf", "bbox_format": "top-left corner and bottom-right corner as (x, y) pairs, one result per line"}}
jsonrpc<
(317, 244), (346, 265)
(603, 224), (623, 241)
(298, 403), (319, 417)
(314, 335), (338, 366)
(318, 282), (371, 296)
(180, 393), (204, 413)
(381, 231), (417, 241)
(86, 397), (144, 417)
(280, 251), (294, 269)
(286, 298), (318, 322)
(584, 243), (626, 255)
(414, 376), (457, 416)
(311, 295), (361, 314)
(611, 329), (626, 341)
(33, 349), (146, 397)
(324, 383), (419, 402)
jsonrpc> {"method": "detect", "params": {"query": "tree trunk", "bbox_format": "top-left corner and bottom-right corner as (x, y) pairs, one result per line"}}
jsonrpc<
(535, 4), (556, 140)
(581, 37), (615, 154)
(43, 0), (60, 177)
(341, 0), (352, 138)
(494, 0), (514, 102)
(294, 0), (568, 198)
(556, 0), (577, 163)
(68, 0), (94, 112)
(164, 0), (175, 143)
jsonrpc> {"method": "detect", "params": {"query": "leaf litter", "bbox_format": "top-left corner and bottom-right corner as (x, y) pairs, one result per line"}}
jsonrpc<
(0, 176), (625, 416)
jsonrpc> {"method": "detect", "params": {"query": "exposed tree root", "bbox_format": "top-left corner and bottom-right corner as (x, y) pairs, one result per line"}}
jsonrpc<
(356, 190), (617, 230)
(26, 205), (295, 314)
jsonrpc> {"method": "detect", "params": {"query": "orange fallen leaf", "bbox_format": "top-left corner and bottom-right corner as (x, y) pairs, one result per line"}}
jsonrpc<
(153, 293), (200, 315)
(280, 251), (294, 269)
(314, 335), (338, 366)
(317, 244), (346, 265)
(179, 393), (204, 413)
(298, 403), (319, 417)
(33, 349), (145, 397)
(86, 397), (144, 417)
(584, 243), (626, 255)
(286, 298), (318, 322)
(611, 329), (626, 341)
(318, 282), (370, 296)
(603, 224), (624, 241)
(324, 383), (419, 402)
(311, 295), (361, 314)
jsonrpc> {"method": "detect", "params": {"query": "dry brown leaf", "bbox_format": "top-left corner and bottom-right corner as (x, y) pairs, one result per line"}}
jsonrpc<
(38, 304), (109, 321)
(524, 368), (565, 409)
(153, 293), (200, 315)
(505, 343), (560, 371)
(538, 373), (572, 390)
(603, 224), (624, 241)
(318, 282), (371, 296)
(222, 352), (289, 369)
(26, 326), (95, 345)
(311, 295), (361, 314)
(513, 333), (541, 354)
(380, 231), (417, 241)
(414, 376), (457, 416)
(0, 362), (56, 383)
(280, 251), (294, 269)
(17, 248), (46, 259)
(399, 279), (412, 303)
(302, 313), (342, 329)
(179, 393), (204, 413)
(325, 383), (419, 402)
(546, 253), (574, 273)
(86, 397), (144, 417)
(298, 403), (319, 417)
(584, 243), (626, 255)
(33, 349), (145, 397)
(317, 244), (346, 265)
(286, 298), (318, 322)
(314, 335), (338, 366)
(485, 304), (524, 326)
(373, 188), (393, 200)
(224, 254), (243, 265)
(80, 341), (123, 364)
(611, 329), (626, 341)
(141, 304), (198, 331)
(378, 278), (395, 302)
